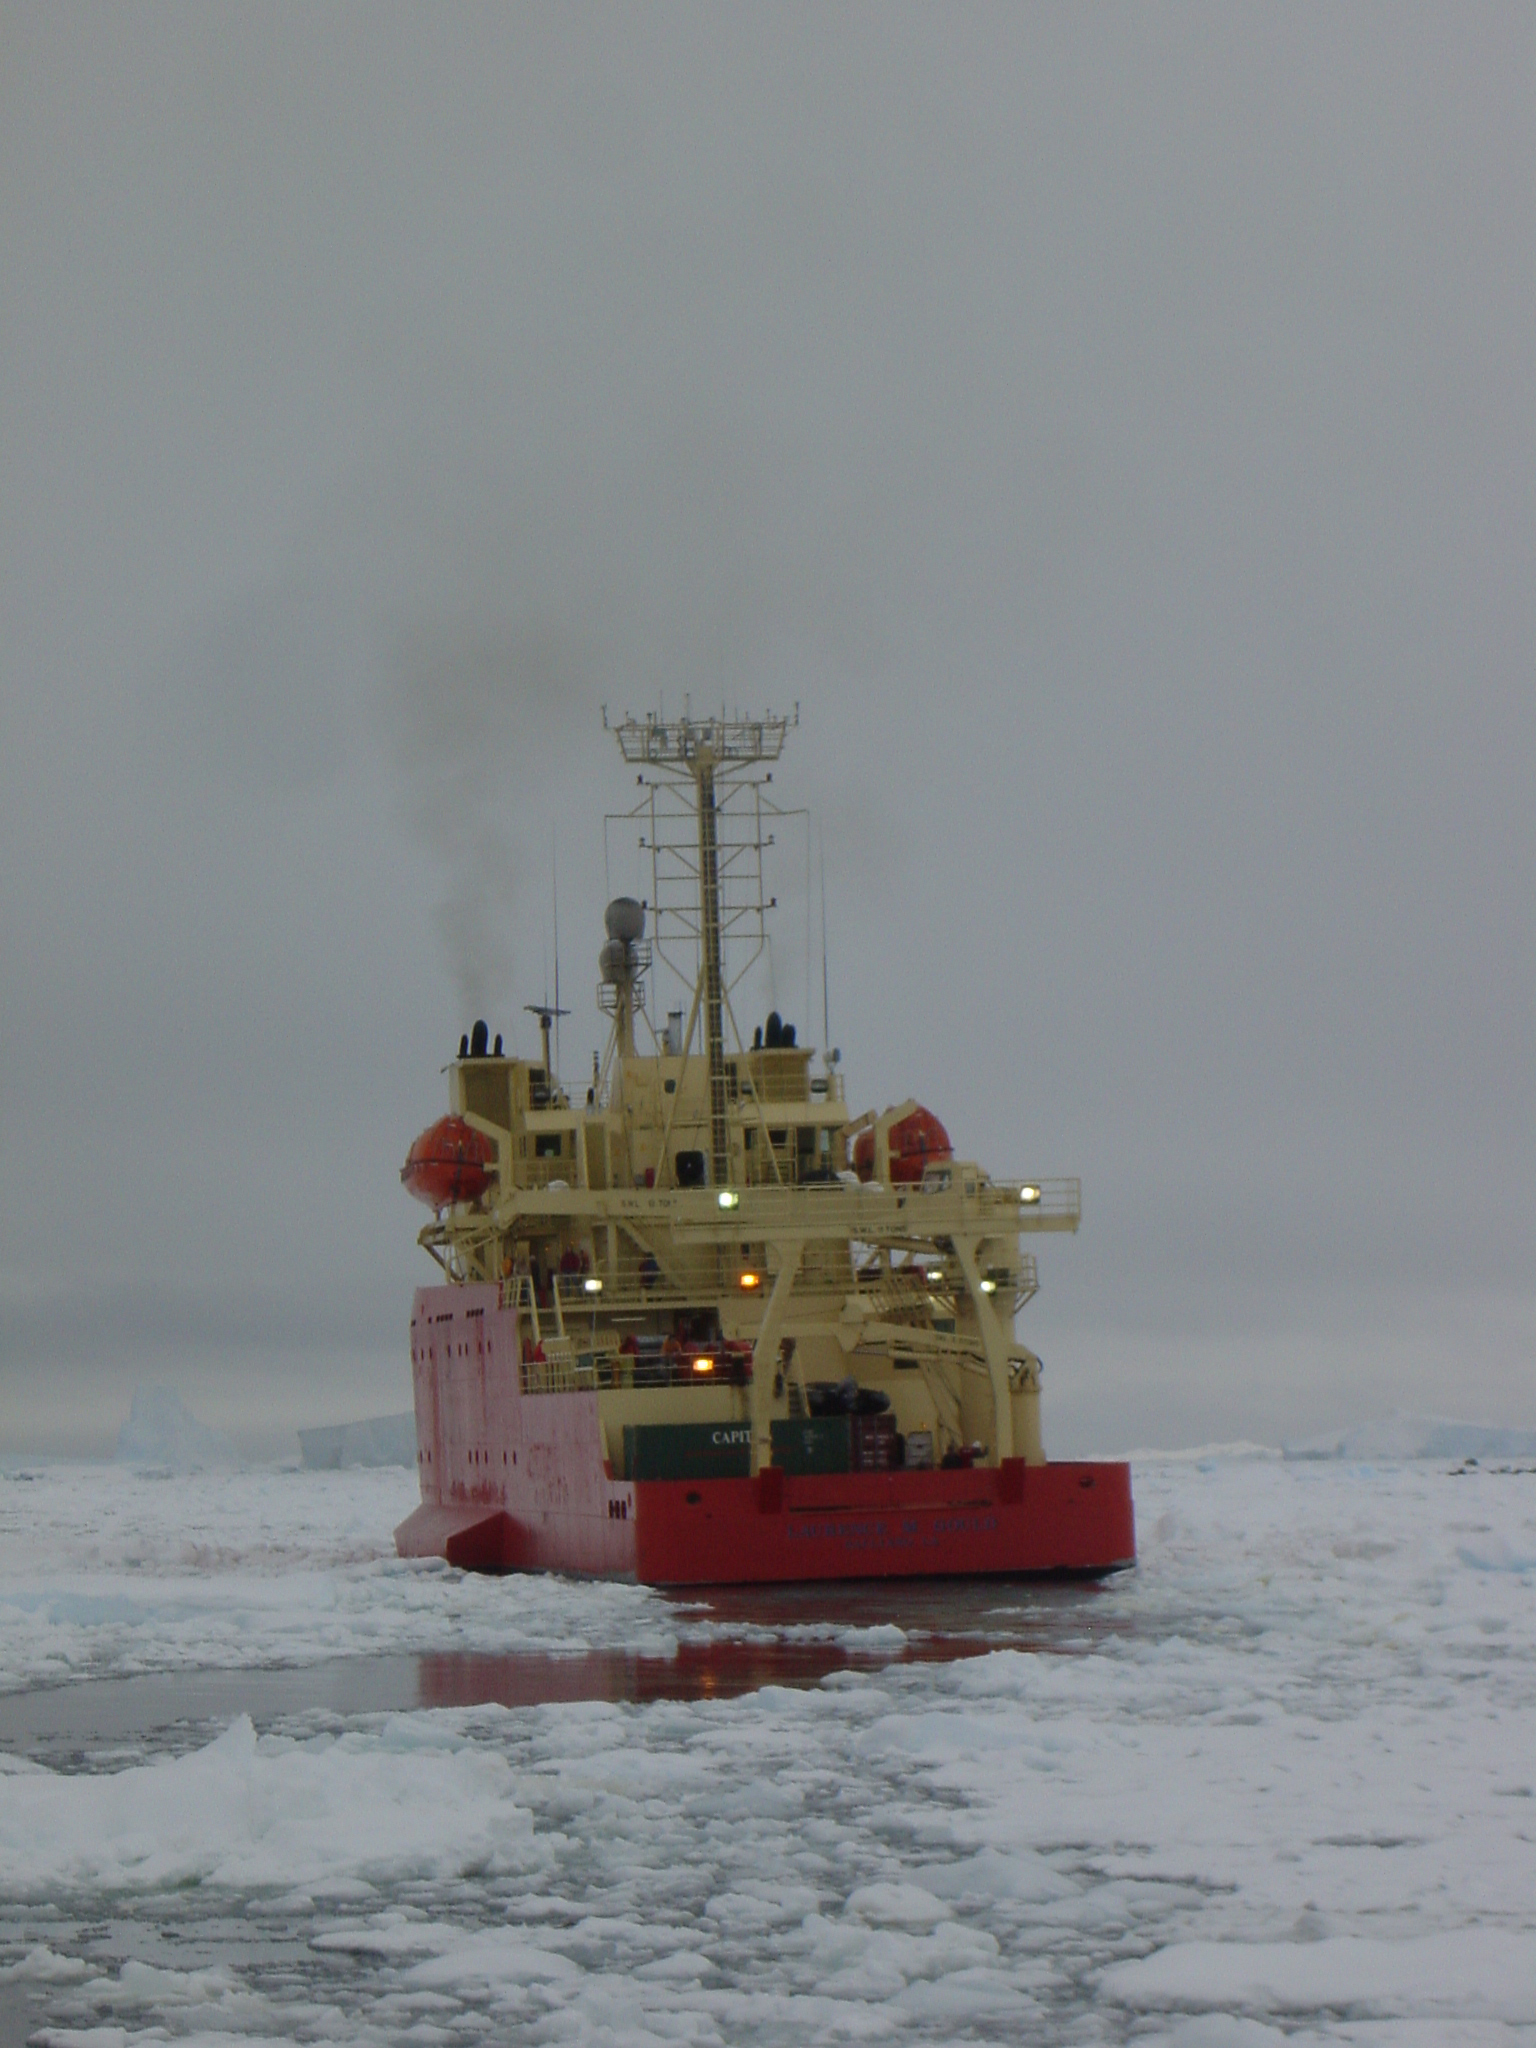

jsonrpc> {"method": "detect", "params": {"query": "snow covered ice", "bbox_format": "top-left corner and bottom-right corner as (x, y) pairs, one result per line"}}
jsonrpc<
(1, 1451), (1533, 2044)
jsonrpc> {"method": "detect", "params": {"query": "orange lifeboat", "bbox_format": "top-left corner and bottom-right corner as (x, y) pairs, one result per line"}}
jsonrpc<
(852, 1105), (952, 1185)
(401, 1116), (497, 1209)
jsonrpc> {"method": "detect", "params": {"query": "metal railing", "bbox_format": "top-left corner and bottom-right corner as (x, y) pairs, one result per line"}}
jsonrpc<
(664, 1174), (1080, 1240)
(518, 1340), (751, 1397)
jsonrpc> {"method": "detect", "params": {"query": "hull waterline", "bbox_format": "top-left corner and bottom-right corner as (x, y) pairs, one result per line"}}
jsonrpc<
(395, 1459), (1134, 1586)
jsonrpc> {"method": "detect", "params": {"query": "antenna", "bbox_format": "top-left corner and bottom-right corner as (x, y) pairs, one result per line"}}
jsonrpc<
(524, 998), (570, 1081)
(820, 824), (830, 1055)
(804, 813), (812, 1055)
(552, 831), (562, 1079)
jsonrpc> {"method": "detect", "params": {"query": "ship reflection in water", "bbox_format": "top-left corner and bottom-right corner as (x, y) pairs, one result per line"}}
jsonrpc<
(0, 1582), (1129, 1768)
(419, 1578), (1130, 1711)
(416, 1641), (890, 1710)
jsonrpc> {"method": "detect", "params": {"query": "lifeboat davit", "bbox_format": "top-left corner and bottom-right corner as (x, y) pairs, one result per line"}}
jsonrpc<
(853, 1105), (952, 1185)
(401, 1116), (497, 1209)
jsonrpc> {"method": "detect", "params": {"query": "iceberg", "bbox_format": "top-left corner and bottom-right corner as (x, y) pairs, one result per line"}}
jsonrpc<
(114, 1387), (237, 1471)
(1282, 1411), (1536, 1462)
(297, 1412), (417, 1469)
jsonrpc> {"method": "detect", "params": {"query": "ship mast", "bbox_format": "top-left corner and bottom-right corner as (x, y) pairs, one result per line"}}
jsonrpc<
(695, 744), (729, 1185)
(606, 705), (797, 1186)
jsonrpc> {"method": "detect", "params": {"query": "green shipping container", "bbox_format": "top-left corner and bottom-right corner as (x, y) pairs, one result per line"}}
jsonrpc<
(770, 1416), (852, 1475)
(623, 1421), (753, 1481)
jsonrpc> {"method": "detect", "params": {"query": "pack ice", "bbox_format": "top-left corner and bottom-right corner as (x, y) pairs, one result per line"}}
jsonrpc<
(0, 1446), (1532, 2044)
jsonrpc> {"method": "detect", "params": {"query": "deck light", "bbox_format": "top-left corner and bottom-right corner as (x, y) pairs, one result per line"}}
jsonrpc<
(692, 1356), (716, 1374)
(1019, 1184), (1041, 1205)
(925, 1268), (944, 1283)
(739, 1272), (761, 1290)
(583, 1277), (603, 1295)
(979, 1278), (998, 1294)
(717, 1190), (740, 1209)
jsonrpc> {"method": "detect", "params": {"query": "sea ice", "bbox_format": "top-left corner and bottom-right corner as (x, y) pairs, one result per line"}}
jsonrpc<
(0, 1450), (1531, 2043)
(0, 1464), (682, 1692)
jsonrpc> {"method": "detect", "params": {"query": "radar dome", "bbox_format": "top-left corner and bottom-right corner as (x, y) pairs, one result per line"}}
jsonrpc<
(604, 897), (645, 944)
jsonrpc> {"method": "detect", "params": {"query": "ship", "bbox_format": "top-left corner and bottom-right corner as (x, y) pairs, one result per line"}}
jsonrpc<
(394, 709), (1134, 1584)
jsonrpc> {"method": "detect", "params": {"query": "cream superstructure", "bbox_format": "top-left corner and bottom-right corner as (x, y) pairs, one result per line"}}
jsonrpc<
(414, 709), (1078, 1479)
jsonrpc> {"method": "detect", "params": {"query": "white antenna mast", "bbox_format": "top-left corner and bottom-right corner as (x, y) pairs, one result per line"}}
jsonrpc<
(820, 823), (831, 1055)
(552, 830), (561, 1079)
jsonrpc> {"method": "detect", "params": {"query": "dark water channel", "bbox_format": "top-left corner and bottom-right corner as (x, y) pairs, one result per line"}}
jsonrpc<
(0, 1579), (1131, 1772)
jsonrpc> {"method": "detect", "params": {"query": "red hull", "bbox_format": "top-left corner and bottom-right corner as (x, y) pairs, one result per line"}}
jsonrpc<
(396, 1282), (1135, 1585)
(631, 1460), (1133, 1585)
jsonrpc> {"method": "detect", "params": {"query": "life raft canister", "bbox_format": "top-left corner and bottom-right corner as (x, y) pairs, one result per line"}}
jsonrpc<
(852, 1106), (952, 1184)
(400, 1115), (497, 1209)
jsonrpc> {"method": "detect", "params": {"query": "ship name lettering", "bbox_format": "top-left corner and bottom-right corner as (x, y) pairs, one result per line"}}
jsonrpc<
(785, 1517), (915, 1551)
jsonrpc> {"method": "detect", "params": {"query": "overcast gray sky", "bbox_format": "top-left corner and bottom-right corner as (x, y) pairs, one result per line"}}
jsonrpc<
(2, 5), (1531, 1458)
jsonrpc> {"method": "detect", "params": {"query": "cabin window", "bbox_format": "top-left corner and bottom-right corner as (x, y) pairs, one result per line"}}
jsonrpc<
(535, 1134), (563, 1159)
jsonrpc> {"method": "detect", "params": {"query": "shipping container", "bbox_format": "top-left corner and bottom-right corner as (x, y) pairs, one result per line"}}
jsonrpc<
(851, 1413), (899, 1471)
(770, 1415), (852, 1475)
(622, 1421), (753, 1481)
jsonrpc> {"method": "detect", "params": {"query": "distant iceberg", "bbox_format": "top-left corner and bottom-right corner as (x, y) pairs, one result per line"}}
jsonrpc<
(1284, 1412), (1536, 1462)
(298, 1412), (417, 1470)
(116, 1386), (238, 1471)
